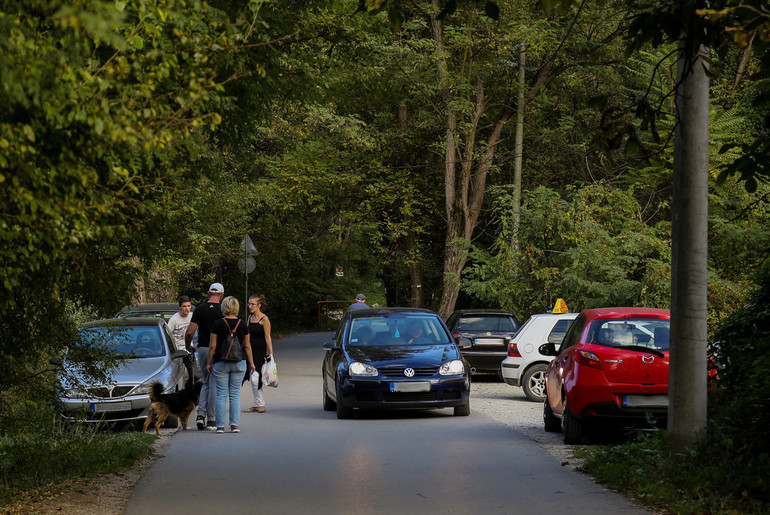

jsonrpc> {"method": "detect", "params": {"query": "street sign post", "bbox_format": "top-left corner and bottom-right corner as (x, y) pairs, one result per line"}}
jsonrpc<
(241, 236), (258, 316)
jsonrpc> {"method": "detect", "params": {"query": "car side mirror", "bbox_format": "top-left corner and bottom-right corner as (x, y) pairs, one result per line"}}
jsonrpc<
(456, 337), (472, 349)
(538, 343), (556, 356)
(172, 349), (188, 359)
(323, 341), (339, 351)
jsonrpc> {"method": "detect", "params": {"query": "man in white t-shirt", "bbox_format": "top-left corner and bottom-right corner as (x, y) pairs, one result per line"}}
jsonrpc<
(167, 295), (194, 382)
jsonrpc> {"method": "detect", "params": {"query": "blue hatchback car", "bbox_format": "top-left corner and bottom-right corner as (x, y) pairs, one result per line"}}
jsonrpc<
(322, 308), (472, 418)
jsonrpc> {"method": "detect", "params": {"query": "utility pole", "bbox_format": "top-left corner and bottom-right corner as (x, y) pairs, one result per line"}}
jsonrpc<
(512, 42), (526, 252)
(669, 41), (709, 453)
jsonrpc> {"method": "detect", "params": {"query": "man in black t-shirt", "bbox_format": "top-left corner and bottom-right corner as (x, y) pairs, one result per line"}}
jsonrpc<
(186, 282), (225, 429)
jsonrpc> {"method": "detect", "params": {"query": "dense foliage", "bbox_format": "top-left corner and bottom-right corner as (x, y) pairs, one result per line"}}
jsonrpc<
(0, 0), (769, 510)
(0, 0), (267, 411)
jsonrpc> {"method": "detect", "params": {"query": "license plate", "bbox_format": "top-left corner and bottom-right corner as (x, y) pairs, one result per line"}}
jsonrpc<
(474, 338), (505, 346)
(622, 395), (668, 408)
(390, 382), (430, 393)
(91, 401), (131, 413)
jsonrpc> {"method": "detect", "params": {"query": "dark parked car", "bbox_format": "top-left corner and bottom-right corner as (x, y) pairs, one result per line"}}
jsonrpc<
(540, 307), (671, 443)
(445, 309), (521, 375)
(115, 302), (192, 322)
(322, 308), (472, 418)
(57, 318), (190, 425)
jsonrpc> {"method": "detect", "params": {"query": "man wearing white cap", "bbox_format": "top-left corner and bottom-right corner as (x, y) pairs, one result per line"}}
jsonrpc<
(186, 282), (225, 429)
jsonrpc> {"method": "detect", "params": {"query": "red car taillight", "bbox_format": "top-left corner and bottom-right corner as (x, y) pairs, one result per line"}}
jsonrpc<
(507, 342), (521, 357)
(575, 349), (602, 369)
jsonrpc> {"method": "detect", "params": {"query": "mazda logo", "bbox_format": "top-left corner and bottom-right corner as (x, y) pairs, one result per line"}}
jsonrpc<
(404, 368), (415, 377)
(642, 355), (655, 364)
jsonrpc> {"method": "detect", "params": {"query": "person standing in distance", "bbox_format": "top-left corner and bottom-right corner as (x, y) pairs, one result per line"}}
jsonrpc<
(185, 282), (225, 430)
(243, 294), (274, 413)
(167, 295), (194, 383)
(348, 293), (370, 311)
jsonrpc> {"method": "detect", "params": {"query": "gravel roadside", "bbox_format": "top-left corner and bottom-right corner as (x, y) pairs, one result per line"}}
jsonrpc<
(471, 377), (580, 469)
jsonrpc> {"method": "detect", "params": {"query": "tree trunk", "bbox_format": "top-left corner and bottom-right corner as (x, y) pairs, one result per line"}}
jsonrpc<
(668, 42), (709, 453)
(429, 3), (513, 319)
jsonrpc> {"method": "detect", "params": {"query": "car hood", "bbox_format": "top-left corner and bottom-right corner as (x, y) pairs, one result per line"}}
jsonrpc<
(65, 356), (170, 386)
(346, 344), (461, 368)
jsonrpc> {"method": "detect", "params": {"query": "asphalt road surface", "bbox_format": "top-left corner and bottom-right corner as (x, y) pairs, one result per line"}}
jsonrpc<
(126, 332), (650, 515)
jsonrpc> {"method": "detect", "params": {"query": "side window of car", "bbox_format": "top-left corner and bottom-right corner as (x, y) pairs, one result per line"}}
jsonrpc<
(558, 315), (586, 353)
(547, 319), (574, 345)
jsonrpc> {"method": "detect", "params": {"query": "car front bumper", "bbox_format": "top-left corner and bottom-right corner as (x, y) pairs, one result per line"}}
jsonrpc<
(59, 394), (152, 422)
(340, 376), (470, 410)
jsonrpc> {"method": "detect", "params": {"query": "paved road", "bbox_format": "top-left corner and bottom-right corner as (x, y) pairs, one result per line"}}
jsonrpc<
(126, 332), (650, 514)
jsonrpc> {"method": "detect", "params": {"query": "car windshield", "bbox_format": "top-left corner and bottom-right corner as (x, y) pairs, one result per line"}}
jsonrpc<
(589, 318), (670, 351)
(81, 326), (165, 357)
(456, 315), (517, 332)
(348, 314), (452, 346)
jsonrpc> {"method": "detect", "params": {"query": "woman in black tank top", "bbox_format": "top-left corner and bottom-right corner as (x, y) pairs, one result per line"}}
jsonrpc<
(243, 294), (274, 413)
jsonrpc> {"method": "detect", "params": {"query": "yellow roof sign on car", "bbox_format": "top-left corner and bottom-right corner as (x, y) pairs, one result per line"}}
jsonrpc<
(552, 298), (568, 314)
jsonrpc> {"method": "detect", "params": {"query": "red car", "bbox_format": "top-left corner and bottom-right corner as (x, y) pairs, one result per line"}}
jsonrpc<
(540, 307), (670, 444)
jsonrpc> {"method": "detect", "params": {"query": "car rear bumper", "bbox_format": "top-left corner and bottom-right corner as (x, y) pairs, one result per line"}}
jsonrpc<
(462, 352), (506, 374)
(568, 384), (668, 424)
(341, 376), (470, 409)
(579, 401), (668, 426)
(500, 357), (522, 385)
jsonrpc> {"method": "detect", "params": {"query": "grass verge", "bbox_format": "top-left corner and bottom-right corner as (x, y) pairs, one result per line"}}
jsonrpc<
(0, 405), (155, 510)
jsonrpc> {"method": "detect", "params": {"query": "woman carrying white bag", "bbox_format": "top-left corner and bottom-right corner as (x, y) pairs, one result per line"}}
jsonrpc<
(243, 293), (274, 413)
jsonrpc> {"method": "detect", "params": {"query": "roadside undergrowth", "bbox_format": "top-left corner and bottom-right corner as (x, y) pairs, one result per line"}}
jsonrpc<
(0, 404), (155, 509)
(576, 428), (769, 514)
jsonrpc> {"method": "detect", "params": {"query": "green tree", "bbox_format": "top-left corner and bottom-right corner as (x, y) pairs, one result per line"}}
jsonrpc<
(0, 0), (267, 412)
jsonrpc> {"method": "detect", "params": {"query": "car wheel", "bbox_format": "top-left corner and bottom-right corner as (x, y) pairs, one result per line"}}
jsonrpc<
(561, 401), (583, 444)
(543, 395), (561, 432)
(335, 379), (354, 419)
(522, 364), (548, 402)
(322, 373), (336, 411)
(453, 400), (470, 416)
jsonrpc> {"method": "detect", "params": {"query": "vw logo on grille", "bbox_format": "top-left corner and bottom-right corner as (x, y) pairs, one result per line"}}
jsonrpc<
(642, 354), (655, 364)
(404, 368), (415, 377)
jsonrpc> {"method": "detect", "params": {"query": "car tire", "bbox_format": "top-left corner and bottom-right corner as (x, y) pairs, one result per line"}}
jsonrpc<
(522, 364), (548, 402)
(322, 373), (336, 411)
(453, 400), (470, 416)
(543, 396), (561, 432)
(163, 414), (180, 428)
(561, 401), (583, 444)
(335, 379), (354, 419)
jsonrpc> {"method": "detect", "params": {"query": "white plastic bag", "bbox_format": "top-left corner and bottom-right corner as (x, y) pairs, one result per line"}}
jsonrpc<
(261, 358), (278, 388)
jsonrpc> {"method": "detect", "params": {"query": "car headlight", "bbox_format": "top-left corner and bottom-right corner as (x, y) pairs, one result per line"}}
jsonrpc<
(135, 367), (175, 394)
(349, 361), (378, 377)
(439, 359), (465, 376)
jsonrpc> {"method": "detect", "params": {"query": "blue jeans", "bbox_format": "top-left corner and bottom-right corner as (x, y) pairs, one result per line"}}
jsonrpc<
(196, 346), (216, 422)
(213, 360), (246, 428)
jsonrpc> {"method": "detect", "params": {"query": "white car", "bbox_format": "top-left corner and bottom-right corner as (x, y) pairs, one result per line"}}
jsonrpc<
(500, 312), (577, 402)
